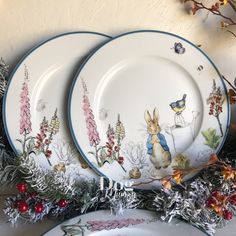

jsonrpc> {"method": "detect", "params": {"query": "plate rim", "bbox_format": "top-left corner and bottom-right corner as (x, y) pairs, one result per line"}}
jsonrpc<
(68, 29), (231, 185)
(2, 31), (112, 155)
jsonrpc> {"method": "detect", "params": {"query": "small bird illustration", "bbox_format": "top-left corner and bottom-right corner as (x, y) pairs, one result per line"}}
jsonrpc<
(170, 94), (187, 115)
(170, 94), (187, 127)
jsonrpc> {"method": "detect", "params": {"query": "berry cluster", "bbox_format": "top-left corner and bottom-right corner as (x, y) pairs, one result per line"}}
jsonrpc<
(14, 182), (68, 214)
(206, 191), (236, 221)
(15, 182), (43, 214)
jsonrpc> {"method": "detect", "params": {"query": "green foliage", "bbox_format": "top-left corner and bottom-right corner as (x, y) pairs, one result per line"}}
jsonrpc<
(201, 128), (220, 150)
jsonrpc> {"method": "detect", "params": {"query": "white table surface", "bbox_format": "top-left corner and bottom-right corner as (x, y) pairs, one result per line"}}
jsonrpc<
(0, 0), (236, 235)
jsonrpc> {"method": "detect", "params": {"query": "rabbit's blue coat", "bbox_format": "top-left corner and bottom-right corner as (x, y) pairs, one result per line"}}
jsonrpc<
(146, 133), (170, 155)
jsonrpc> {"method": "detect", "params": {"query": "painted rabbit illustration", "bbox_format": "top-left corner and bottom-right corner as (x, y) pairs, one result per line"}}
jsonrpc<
(145, 108), (171, 169)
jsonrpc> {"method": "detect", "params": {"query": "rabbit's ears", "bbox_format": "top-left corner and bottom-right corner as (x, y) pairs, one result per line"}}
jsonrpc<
(144, 108), (159, 123)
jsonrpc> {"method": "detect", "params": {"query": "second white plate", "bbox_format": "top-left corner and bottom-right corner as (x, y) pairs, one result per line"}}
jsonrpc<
(3, 32), (110, 181)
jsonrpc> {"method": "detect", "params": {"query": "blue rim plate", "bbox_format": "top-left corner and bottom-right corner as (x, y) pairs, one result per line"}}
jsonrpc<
(68, 30), (230, 190)
(3, 31), (111, 180)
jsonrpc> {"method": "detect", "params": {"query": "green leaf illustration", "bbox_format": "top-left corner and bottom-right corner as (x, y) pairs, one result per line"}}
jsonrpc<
(16, 139), (23, 144)
(201, 128), (220, 150)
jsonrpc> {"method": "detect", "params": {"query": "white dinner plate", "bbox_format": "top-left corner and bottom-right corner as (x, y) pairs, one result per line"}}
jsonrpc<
(69, 30), (230, 189)
(3, 32), (110, 181)
(43, 209), (206, 236)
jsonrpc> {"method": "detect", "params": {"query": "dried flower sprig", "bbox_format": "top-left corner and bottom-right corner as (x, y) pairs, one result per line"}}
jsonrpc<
(183, 0), (236, 36)
(136, 151), (236, 221)
(221, 75), (236, 107)
(133, 153), (226, 189)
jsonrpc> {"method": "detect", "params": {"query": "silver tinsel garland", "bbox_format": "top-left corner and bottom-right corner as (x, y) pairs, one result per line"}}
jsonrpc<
(0, 58), (235, 236)
(153, 177), (220, 235)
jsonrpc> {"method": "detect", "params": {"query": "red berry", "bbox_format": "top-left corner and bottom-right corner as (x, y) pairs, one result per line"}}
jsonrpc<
(206, 197), (217, 208)
(34, 202), (44, 214)
(17, 200), (29, 213)
(229, 195), (236, 206)
(16, 182), (27, 193)
(223, 210), (233, 221)
(58, 199), (67, 208)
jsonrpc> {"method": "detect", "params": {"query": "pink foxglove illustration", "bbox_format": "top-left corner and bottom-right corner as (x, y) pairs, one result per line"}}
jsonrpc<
(61, 218), (145, 235)
(82, 95), (100, 147)
(81, 78), (127, 172)
(19, 67), (32, 135)
(87, 218), (145, 231)
(18, 66), (59, 164)
(207, 79), (225, 137)
(82, 78), (101, 166)
(19, 65), (32, 153)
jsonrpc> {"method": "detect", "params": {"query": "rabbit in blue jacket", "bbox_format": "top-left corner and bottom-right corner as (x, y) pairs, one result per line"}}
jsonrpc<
(145, 108), (171, 169)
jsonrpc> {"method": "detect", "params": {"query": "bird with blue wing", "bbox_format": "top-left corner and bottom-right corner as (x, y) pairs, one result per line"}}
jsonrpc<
(170, 94), (187, 127)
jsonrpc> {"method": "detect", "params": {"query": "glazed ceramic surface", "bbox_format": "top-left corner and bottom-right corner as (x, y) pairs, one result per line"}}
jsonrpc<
(69, 31), (230, 189)
(3, 32), (110, 181)
(43, 209), (206, 236)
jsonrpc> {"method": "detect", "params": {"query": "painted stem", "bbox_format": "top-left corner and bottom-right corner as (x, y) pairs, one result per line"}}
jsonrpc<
(119, 163), (127, 173)
(95, 145), (101, 167)
(46, 157), (52, 166)
(117, 136), (126, 173)
(222, 75), (236, 92)
(45, 132), (53, 166)
(23, 131), (27, 154)
(216, 115), (224, 137)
